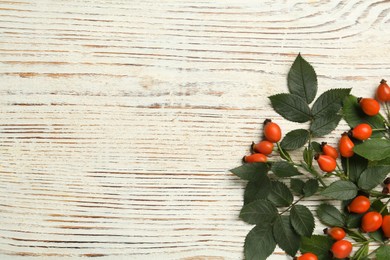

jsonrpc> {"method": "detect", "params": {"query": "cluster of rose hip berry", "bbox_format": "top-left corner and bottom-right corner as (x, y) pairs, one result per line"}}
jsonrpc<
(242, 80), (390, 260)
(314, 121), (372, 174)
(305, 195), (390, 260)
(315, 79), (390, 174)
(242, 119), (281, 163)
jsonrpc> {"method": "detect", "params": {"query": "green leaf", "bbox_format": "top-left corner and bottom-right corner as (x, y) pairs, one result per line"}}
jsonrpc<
(244, 223), (276, 260)
(358, 165), (390, 190)
(352, 243), (369, 260)
(303, 147), (314, 167)
(310, 113), (342, 137)
(310, 89), (350, 136)
(291, 178), (305, 195)
(244, 177), (271, 205)
(343, 95), (386, 137)
(341, 155), (368, 183)
(269, 93), (312, 123)
(371, 200), (389, 215)
(239, 199), (278, 225)
(303, 179), (319, 197)
(354, 138), (390, 161)
(267, 181), (293, 207)
(271, 161), (302, 178)
(287, 53), (318, 104)
(346, 229), (367, 242)
(300, 235), (333, 260)
(317, 203), (345, 227)
(376, 245), (390, 260)
(311, 88), (351, 118)
(280, 129), (310, 150)
(320, 180), (358, 200)
(369, 229), (386, 243)
(346, 213), (363, 228)
(311, 141), (322, 153)
(290, 205), (315, 237)
(273, 216), (300, 256)
(230, 163), (269, 181)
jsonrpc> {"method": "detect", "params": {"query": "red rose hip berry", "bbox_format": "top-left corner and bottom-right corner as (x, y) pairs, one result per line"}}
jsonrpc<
(348, 195), (370, 214)
(331, 240), (352, 259)
(358, 97), (380, 116)
(252, 140), (274, 155)
(382, 215), (390, 238)
(315, 154), (336, 173)
(376, 79), (390, 102)
(350, 123), (372, 141)
(263, 119), (281, 143)
(361, 211), (383, 233)
(321, 142), (338, 159)
(339, 133), (354, 158)
(324, 227), (346, 241)
(295, 252), (318, 260)
(243, 153), (267, 163)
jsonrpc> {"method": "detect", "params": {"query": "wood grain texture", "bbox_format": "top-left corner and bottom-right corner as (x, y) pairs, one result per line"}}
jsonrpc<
(0, 0), (389, 259)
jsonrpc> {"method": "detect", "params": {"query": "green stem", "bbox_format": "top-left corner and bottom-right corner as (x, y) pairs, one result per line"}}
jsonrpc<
(279, 196), (304, 215)
(276, 142), (292, 163)
(370, 191), (390, 198)
(372, 128), (388, 132)
(346, 157), (350, 180)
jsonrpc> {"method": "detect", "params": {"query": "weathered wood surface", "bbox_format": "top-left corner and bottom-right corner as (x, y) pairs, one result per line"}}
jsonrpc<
(0, 0), (389, 259)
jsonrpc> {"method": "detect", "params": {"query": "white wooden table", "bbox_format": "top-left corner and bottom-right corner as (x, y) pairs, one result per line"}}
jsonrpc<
(0, 0), (389, 259)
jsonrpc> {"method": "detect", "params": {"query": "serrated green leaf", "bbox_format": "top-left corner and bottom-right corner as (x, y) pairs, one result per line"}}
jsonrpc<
(271, 161), (302, 178)
(290, 205), (315, 237)
(287, 53), (318, 104)
(244, 177), (271, 205)
(321, 180), (358, 200)
(273, 216), (300, 256)
(245, 223), (276, 260)
(267, 181), (293, 207)
(352, 243), (369, 260)
(280, 129), (310, 150)
(354, 138), (390, 161)
(239, 199), (278, 225)
(269, 93), (312, 123)
(310, 113), (342, 137)
(317, 203), (345, 227)
(303, 179), (319, 197)
(230, 162), (269, 181)
(291, 178), (305, 195)
(312, 88), (351, 118)
(342, 155), (368, 184)
(376, 245), (390, 260)
(300, 235), (333, 260)
(343, 95), (386, 137)
(358, 165), (390, 190)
